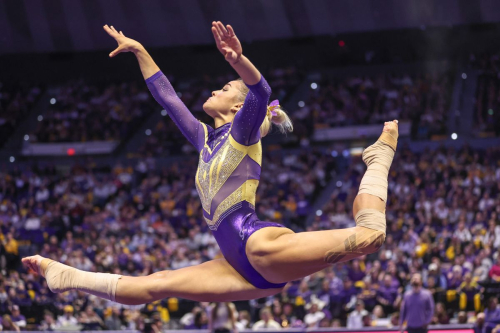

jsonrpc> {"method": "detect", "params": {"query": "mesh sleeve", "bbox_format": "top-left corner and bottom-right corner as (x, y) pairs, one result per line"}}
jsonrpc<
(146, 71), (205, 151)
(231, 75), (271, 146)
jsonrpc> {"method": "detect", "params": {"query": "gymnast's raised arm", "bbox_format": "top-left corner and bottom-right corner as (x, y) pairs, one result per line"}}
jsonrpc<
(211, 21), (271, 145)
(103, 25), (205, 151)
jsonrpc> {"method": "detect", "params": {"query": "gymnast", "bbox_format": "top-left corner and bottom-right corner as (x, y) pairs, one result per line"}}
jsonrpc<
(23, 21), (398, 304)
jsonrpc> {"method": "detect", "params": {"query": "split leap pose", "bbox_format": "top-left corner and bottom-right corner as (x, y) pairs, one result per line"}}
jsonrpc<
(23, 22), (398, 304)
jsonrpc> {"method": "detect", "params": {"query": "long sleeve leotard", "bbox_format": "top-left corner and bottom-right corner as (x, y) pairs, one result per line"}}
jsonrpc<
(146, 71), (285, 289)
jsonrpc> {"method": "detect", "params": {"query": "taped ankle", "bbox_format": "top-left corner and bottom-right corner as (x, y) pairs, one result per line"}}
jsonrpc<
(355, 208), (386, 234)
(45, 261), (122, 301)
(358, 140), (395, 203)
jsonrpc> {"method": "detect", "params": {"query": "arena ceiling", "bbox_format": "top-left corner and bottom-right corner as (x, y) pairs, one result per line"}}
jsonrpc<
(0, 0), (499, 54)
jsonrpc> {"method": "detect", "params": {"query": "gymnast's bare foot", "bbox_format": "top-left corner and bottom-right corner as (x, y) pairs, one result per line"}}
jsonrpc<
(22, 255), (53, 277)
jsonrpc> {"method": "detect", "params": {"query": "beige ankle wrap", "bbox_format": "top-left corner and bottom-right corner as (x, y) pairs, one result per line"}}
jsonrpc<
(44, 261), (122, 301)
(358, 139), (395, 204)
(355, 208), (387, 235)
(356, 131), (396, 233)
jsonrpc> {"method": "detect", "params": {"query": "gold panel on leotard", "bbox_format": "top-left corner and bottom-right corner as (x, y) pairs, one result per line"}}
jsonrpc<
(228, 135), (262, 166)
(195, 131), (262, 228)
(196, 138), (245, 214)
(204, 179), (259, 230)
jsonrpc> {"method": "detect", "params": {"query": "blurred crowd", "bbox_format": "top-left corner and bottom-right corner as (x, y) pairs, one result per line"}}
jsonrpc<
(30, 80), (154, 143)
(1, 144), (500, 331)
(290, 72), (452, 141)
(313, 144), (500, 329)
(475, 73), (500, 137)
(471, 52), (500, 137)
(0, 83), (42, 148)
(0, 143), (335, 330)
(9, 65), (453, 149)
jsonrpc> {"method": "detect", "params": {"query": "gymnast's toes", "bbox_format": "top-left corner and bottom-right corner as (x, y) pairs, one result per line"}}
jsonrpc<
(22, 255), (46, 276)
(382, 119), (399, 139)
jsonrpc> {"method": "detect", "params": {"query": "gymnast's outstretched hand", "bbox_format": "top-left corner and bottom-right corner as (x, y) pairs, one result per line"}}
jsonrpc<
(211, 21), (260, 85)
(103, 24), (143, 57)
(212, 21), (242, 65)
(103, 24), (159, 79)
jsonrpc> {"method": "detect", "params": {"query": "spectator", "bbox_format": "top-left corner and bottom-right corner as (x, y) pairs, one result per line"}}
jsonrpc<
(236, 310), (251, 330)
(104, 307), (122, 330)
(454, 221), (472, 242)
(347, 300), (369, 329)
(56, 305), (79, 330)
(1, 314), (20, 332)
(186, 310), (209, 330)
(1, 232), (19, 270)
(457, 272), (481, 312)
(484, 298), (500, 333)
(372, 305), (391, 327)
(457, 311), (468, 324)
(363, 314), (372, 327)
(180, 306), (203, 328)
(426, 262), (448, 291)
(489, 257), (500, 282)
(281, 303), (297, 328)
(210, 302), (237, 333)
(475, 313), (486, 333)
(252, 307), (282, 330)
(318, 317), (331, 327)
(377, 273), (398, 314)
(431, 302), (449, 325)
(399, 273), (435, 333)
(389, 313), (401, 328)
(10, 305), (26, 329)
(304, 300), (326, 328)
(78, 305), (104, 330)
(39, 311), (57, 331)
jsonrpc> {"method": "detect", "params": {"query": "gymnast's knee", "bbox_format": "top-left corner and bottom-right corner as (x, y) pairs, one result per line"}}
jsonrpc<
(355, 208), (386, 253)
(364, 229), (386, 254)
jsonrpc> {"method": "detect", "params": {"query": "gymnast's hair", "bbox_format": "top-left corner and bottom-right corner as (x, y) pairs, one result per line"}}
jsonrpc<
(236, 78), (293, 137)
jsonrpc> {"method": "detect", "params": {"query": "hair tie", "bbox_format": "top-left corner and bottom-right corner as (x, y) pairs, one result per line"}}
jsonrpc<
(267, 100), (280, 117)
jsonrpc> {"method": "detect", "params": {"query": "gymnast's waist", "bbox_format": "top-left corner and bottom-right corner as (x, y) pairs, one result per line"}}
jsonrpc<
(203, 201), (256, 232)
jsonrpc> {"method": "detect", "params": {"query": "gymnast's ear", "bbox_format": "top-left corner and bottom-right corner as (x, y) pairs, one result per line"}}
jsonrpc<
(230, 102), (244, 114)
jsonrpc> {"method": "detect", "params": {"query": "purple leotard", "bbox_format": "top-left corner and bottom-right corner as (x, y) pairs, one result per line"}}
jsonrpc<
(146, 71), (286, 289)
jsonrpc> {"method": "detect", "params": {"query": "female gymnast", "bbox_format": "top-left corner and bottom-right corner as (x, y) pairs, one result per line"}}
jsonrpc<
(23, 22), (398, 304)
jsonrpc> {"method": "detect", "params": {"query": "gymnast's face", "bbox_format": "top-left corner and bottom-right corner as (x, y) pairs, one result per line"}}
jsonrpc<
(203, 80), (245, 118)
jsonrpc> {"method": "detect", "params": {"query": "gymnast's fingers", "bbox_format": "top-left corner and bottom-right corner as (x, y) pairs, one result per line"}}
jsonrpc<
(214, 21), (226, 39)
(226, 25), (236, 37)
(103, 25), (117, 38)
(217, 21), (229, 37)
(211, 26), (223, 48)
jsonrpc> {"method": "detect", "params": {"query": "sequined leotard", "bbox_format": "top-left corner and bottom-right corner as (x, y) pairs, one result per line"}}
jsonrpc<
(146, 71), (286, 289)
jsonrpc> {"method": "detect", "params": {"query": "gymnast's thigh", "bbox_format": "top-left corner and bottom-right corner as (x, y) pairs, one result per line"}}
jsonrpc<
(143, 258), (283, 302)
(246, 226), (367, 284)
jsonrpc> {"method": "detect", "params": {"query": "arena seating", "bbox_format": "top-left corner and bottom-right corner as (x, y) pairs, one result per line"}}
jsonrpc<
(0, 83), (42, 148)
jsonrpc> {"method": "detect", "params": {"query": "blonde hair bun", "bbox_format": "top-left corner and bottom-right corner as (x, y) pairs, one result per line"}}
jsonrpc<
(261, 106), (293, 137)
